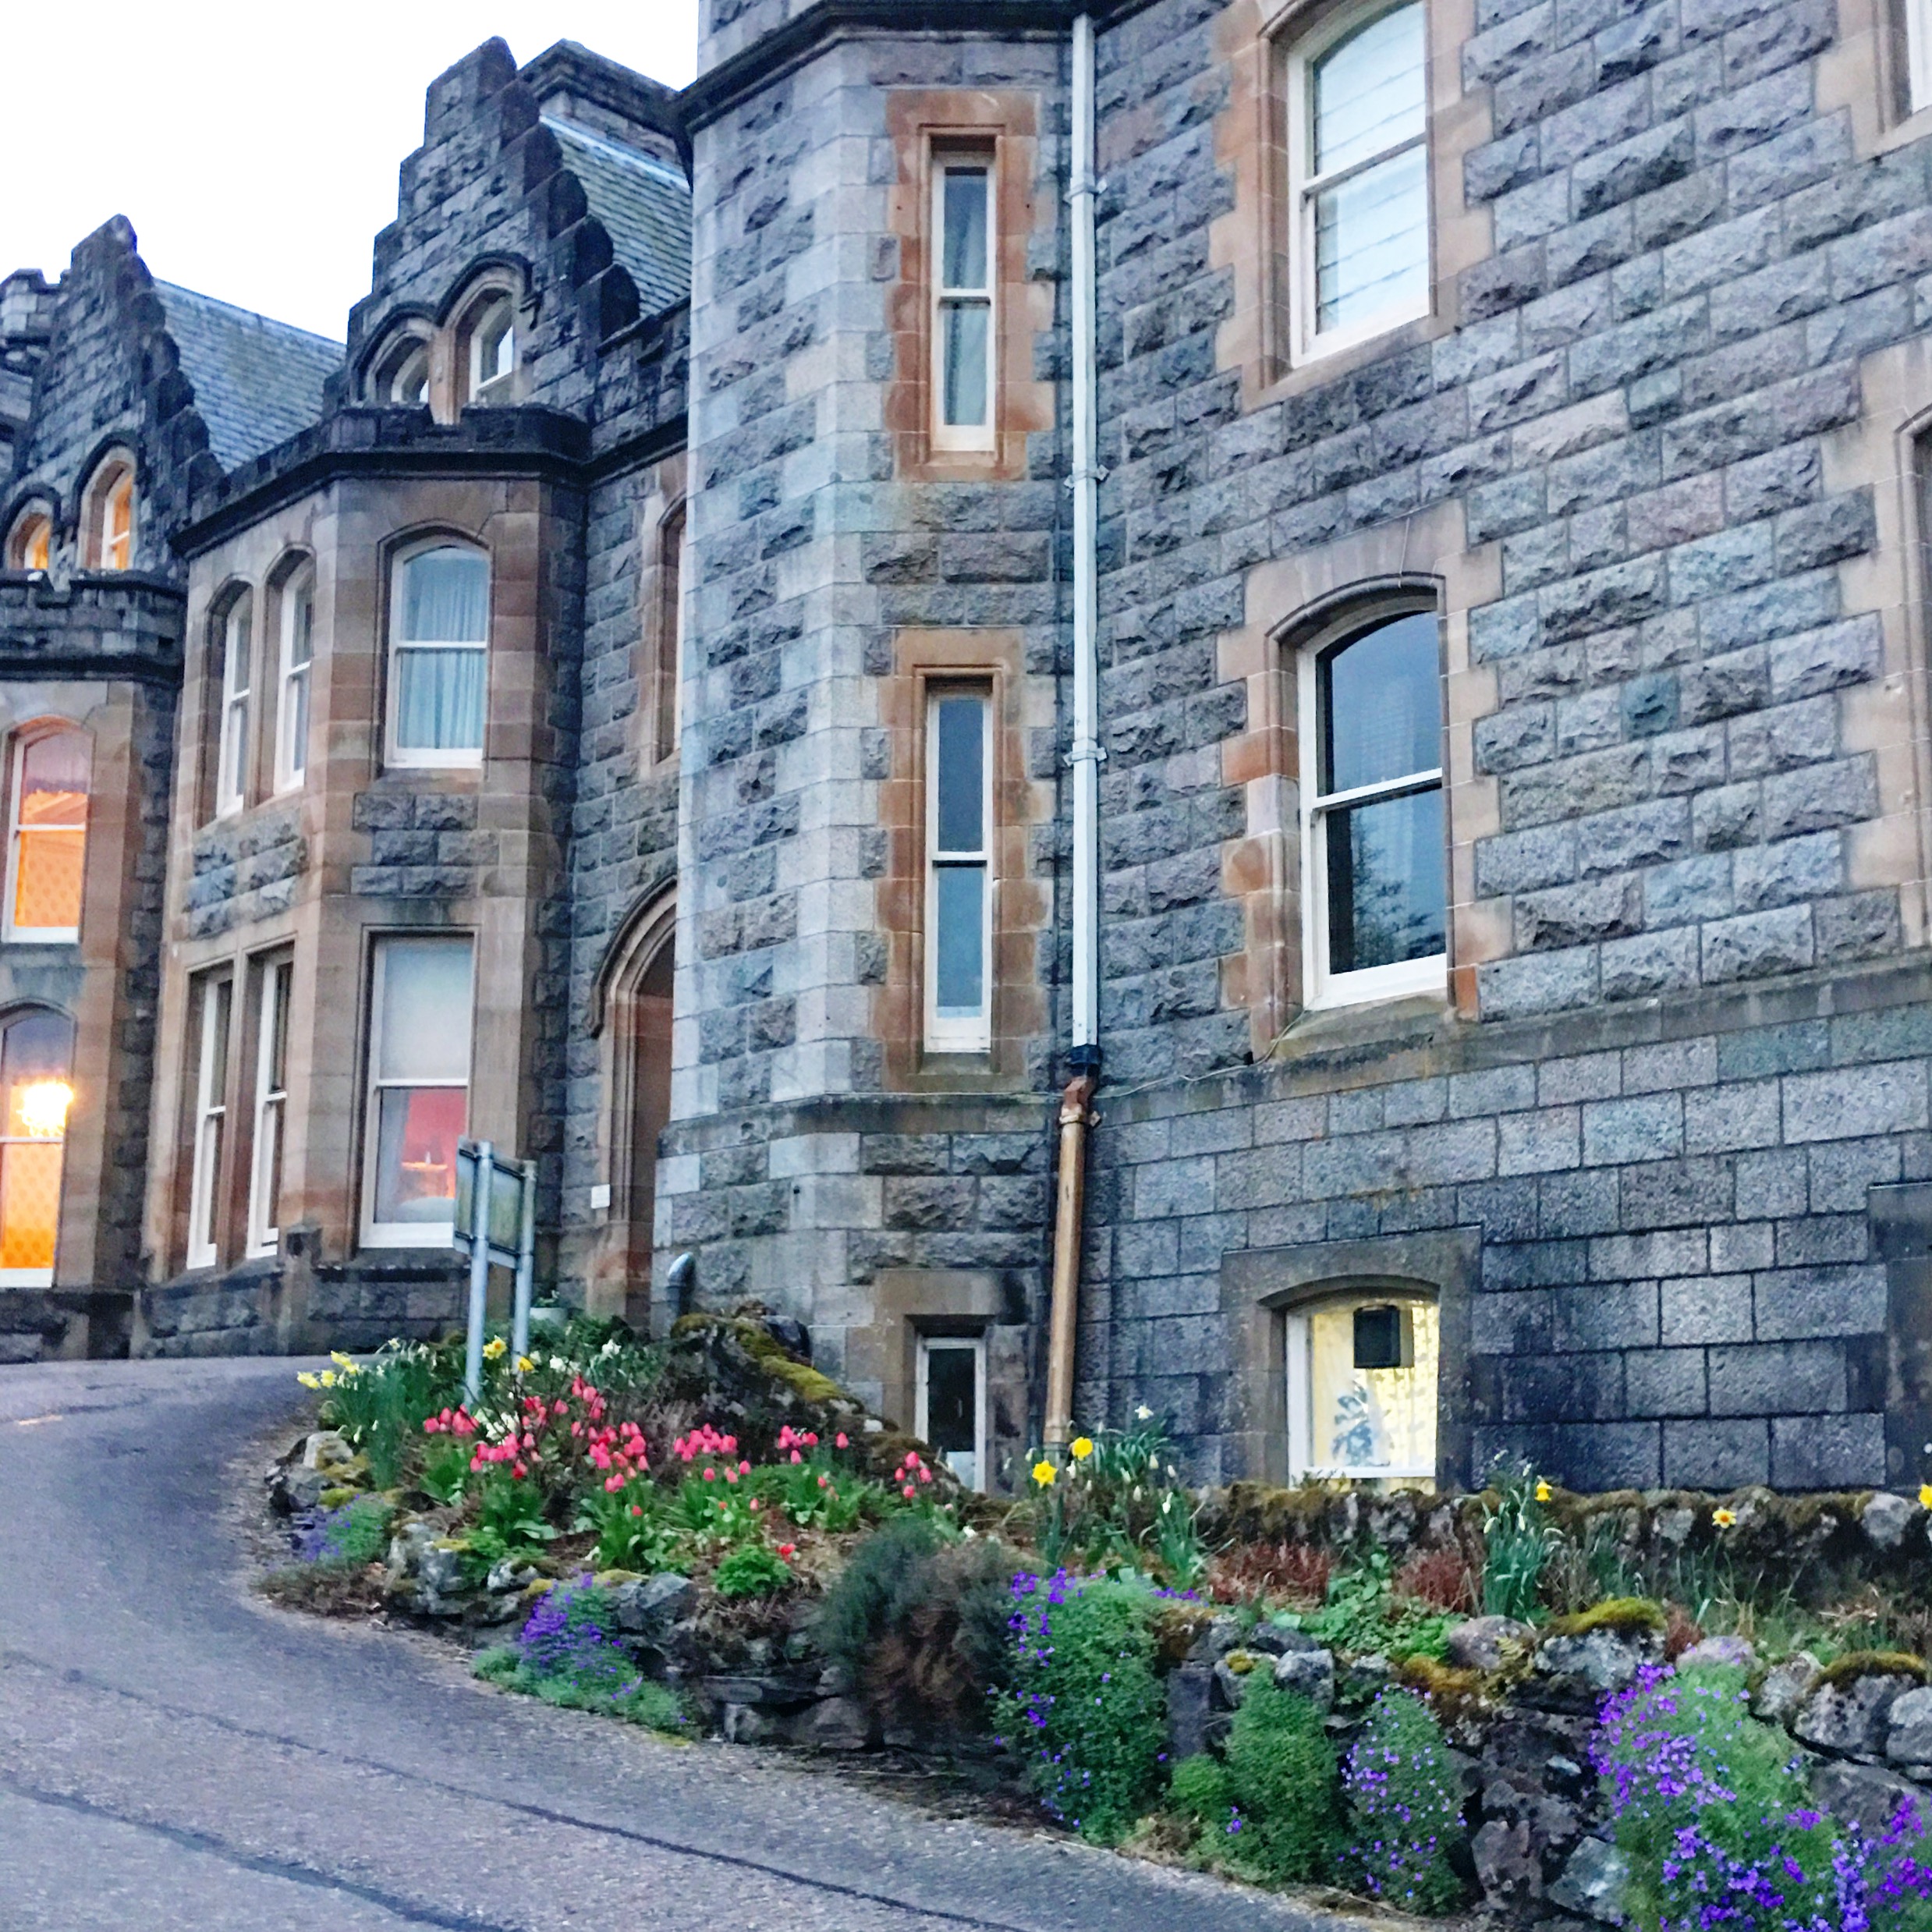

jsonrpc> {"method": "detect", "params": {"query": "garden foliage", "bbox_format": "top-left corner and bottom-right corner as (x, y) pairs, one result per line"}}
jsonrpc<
(1596, 1662), (1932, 1932)
(1033, 1419), (1205, 1588)
(1338, 1689), (1466, 1913)
(997, 1569), (1168, 1843)
(474, 1576), (686, 1732)
(296, 1494), (394, 1567)
(1219, 1676), (1338, 1884)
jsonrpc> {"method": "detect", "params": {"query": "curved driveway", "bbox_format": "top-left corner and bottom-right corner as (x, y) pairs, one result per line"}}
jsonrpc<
(0, 1359), (1357, 1931)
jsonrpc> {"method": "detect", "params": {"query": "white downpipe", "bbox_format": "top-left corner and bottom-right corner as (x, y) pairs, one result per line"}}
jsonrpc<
(1069, 11), (1101, 1060)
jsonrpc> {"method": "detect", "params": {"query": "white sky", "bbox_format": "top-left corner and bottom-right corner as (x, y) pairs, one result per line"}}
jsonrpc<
(0, 2), (700, 342)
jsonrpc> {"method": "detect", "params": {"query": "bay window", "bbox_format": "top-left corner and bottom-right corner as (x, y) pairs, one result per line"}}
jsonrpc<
(925, 686), (992, 1052)
(1289, 0), (1430, 363)
(388, 542), (487, 766)
(932, 155), (995, 452)
(1300, 608), (1445, 1007)
(186, 972), (233, 1271)
(363, 935), (473, 1247)
(275, 567), (314, 792)
(0, 1009), (73, 1285)
(5, 727), (90, 943)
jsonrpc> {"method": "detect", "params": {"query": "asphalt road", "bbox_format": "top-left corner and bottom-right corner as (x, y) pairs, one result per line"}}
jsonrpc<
(0, 1358), (1356, 1931)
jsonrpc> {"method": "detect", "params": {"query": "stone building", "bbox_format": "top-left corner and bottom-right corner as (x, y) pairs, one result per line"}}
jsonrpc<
(8, 1), (1932, 1499)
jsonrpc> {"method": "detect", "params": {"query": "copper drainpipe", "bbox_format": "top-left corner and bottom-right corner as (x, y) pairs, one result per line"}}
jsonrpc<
(1044, 1072), (1097, 1448)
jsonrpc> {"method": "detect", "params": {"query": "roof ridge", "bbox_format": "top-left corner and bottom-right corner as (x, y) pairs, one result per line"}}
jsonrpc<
(154, 279), (344, 353)
(541, 113), (689, 193)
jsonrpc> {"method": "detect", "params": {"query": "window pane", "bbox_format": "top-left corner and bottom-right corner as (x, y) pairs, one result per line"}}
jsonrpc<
(934, 864), (985, 1014)
(941, 302), (990, 427)
(14, 830), (85, 932)
(377, 940), (473, 1083)
(257, 1098), (284, 1236)
(14, 732), (89, 933)
(1320, 613), (1441, 792)
(374, 1086), (466, 1225)
(934, 695), (985, 853)
(226, 599), (252, 691)
(924, 1345), (977, 1455)
(1314, 143), (1429, 334)
(0, 1140), (62, 1270)
(0, 1013), (72, 1131)
(289, 584), (314, 669)
(285, 668), (310, 778)
(394, 645), (486, 751)
(941, 168), (989, 289)
(203, 978), (232, 1099)
(1313, 1), (1426, 175)
(401, 548), (489, 643)
(1306, 1296), (1437, 1473)
(1324, 784), (1445, 973)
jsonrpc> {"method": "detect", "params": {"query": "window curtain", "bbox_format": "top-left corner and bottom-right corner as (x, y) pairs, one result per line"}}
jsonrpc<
(395, 648), (486, 751)
(401, 550), (488, 643)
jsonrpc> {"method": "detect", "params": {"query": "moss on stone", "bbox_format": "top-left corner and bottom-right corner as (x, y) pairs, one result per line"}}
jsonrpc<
(1816, 1650), (1927, 1687)
(1545, 1596), (1667, 1638)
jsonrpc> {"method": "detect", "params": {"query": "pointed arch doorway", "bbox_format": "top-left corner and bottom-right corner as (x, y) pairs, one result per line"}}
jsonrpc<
(590, 891), (675, 1331)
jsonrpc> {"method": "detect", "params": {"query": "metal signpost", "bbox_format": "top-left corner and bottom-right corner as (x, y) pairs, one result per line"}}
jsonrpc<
(453, 1138), (537, 1403)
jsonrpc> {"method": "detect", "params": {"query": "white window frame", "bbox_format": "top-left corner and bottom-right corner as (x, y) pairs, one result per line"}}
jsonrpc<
(247, 955), (292, 1257)
(1285, 0), (1432, 369)
(215, 591), (253, 817)
(466, 294), (516, 402)
(0, 1012), (72, 1289)
(931, 151), (997, 454)
(915, 1332), (989, 1492)
(274, 568), (314, 793)
(923, 683), (994, 1055)
(1296, 612), (1447, 1010)
(1908, 0), (1932, 115)
(361, 934), (473, 1250)
(3, 727), (88, 945)
(186, 973), (232, 1271)
(1285, 1292), (1436, 1483)
(385, 540), (488, 771)
(83, 455), (136, 571)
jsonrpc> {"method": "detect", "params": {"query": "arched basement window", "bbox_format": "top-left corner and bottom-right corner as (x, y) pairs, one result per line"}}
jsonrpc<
(1286, 1288), (1439, 1483)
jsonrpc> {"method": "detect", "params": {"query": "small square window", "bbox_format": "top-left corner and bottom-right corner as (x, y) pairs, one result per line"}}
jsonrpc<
(1287, 1293), (1437, 1482)
(916, 1334), (987, 1491)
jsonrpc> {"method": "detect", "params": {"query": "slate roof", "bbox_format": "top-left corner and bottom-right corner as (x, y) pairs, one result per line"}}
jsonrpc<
(542, 117), (692, 317)
(154, 283), (342, 473)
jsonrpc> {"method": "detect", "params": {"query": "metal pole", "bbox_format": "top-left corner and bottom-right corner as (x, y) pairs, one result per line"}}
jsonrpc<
(463, 1139), (493, 1405)
(512, 1156), (535, 1363)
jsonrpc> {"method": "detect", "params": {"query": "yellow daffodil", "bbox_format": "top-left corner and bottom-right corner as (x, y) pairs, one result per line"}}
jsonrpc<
(1534, 1479), (1552, 1502)
(330, 1352), (356, 1371)
(1032, 1459), (1057, 1487)
(514, 1356), (534, 1374)
(296, 1372), (320, 1389)
(1920, 1484), (1932, 1510)
(1070, 1436), (1094, 1461)
(483, 1337), (507, 1360)
(1135, 1404), (1154, 1421)
(318, 1370), (337, 1388)
(1712, 1507), (1737, 1528)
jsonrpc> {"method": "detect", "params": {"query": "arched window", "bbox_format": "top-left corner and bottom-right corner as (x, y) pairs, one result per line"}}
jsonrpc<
(4, 506), (51, 573)
(388, 541), (487, 766)
(651, 501), (686, 764)
(0, 1008), (74, 1285)
(4, 727), (90, 943)
(1299, 604), (1445, 1007)
(374, 334), (431, 409)
(1287, 0), (1430, 364)
(80, 453), (136, 570)
(1286, 1288), (1438, 1483)
(462, 292), (516, 402)
(214, 588), (253, 817)
(273, 565), (314, 792)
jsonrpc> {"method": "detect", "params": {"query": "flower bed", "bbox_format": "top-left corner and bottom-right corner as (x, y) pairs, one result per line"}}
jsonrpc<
(261, 1316), (1932, 1930)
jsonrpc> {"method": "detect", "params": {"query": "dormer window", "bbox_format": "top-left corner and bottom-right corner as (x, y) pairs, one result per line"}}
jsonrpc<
(80, 455), (135, 571)
(464, 295), (516, 403)
(5, 508), (51, 573)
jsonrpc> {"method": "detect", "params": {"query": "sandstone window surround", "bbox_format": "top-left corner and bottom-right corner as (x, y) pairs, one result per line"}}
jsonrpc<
(271, 557), (316, 796)
(1296, 597), (1448, 1009)
(2, 504), (52, 573)
(1285, 0), (1431, 368)
(3, 724), (90, 945)
(246, 951), (293, 1258)
(925, 682), (994, 1055)
(459, 289), (517, 406)
(0, 1006), (75, 1288)
(361, 933), (473, 1250)
(385, 540), (490, 769)
(370, 328), (434, 409)
(186, 968), (234, 1271)
(79, 451), (136, 572)
(885, 93), (1052, 482)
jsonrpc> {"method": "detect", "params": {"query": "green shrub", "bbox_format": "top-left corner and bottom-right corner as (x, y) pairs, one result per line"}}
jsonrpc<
(1221, 1676), (1338, 1883)
(474, 1579), (687, 1734)
(1297, 1551), (1455, 1661)
(713, 1544), (793, 1597)
(815, 1515), (948, 1683)
(573, 1480), (689, 1573)
(459, 1475), (557, 1580)
(998, 1572), (1167, 1843)
(1338, 1689), (1466, 1913)
(1170, 1752), (1234, 1831)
